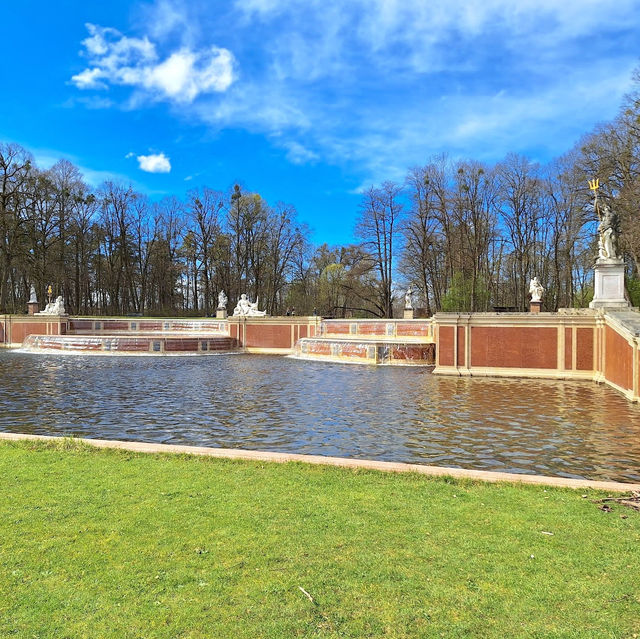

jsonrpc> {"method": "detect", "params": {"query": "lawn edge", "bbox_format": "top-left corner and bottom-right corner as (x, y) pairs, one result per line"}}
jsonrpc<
(1, 431), (638, 492)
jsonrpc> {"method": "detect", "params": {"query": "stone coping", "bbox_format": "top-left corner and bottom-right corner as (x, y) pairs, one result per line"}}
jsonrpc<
(605, 310), (640, 338)
(322, 318), (434, 322)
(1, 432), (637, 493)
(304, 336), (434, 343)
(33, 332), (231, 338)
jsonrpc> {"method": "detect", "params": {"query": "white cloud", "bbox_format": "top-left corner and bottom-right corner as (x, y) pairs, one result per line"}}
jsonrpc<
(69, 1), (640, 183)
(136, 152), (171, 173)
(71, 23), (235, 103)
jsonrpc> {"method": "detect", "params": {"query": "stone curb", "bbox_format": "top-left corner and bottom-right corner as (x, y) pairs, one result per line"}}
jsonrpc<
(1, 432), (638, 493)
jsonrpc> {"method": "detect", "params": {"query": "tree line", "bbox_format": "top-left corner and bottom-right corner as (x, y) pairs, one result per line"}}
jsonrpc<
(1, 70), (639, 317)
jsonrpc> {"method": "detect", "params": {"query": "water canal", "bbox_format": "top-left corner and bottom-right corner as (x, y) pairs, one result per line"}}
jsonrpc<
(1, 351), (639, 483)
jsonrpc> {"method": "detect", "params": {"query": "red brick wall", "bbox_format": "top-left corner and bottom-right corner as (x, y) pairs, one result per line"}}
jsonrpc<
(69, 320), (93, 331)
(165, 339), (199, 352)
(397, 323), (432, 337)
(438, 326), (455, 366)
(139, 321), (163, 331)
(391, 344), (435, 363)
(359, 323), (387, 335)
(576, 328), (594, 371)
(307, 341), (331, 355)
(11, 321), (60, 344)
(339, 343), (369, 357)
(244, 323), (292, 348)
(604, 326), (633, 391)
(324, 322), (351, 334)
(470, 326), (557, 369)
(117, 338), (151, 352)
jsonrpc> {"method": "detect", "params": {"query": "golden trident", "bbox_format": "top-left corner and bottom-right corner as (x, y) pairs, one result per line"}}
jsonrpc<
(588, 178), (602, 220)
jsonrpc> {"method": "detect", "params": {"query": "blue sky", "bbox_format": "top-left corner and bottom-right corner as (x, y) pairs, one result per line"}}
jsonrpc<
(2, 0), (640, 245)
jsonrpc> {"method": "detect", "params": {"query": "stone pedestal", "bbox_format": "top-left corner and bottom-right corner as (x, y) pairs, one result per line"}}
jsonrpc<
(27, 301), (39, 315)
(589, 259), (630, 309)
(404, 307), (428, 319)
(216, 308), (227, 319)
(529, 301), (541, 314)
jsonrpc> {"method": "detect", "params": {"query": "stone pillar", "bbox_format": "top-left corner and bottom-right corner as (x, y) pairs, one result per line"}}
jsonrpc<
(216, 308), (228, 319)
(403, 308), (414, 319)
(27, 301), (39, 315)
(589, 258), (630, 310)
(529, 301), (541, 314)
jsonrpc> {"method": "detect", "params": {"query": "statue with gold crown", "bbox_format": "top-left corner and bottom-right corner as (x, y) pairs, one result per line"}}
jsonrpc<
(588, 179), (629, 309)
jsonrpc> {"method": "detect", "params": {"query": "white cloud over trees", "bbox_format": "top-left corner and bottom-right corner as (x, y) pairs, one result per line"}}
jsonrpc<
(136, 152), (171, 173)
(69, 1), (640, 183)
(71, 23), (234, 103)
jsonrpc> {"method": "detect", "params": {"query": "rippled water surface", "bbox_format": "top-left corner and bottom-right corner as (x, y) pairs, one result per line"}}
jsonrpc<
(1, 351), (640, 482)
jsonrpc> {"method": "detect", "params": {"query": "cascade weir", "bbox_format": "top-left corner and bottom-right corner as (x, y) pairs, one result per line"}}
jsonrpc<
(293, 319), (436, 365)
(19, 317), (238, 355)
(4, 308), (640, 401)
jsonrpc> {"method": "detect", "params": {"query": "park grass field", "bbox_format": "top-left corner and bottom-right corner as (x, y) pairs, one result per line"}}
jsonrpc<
(0, 438), (639, 638)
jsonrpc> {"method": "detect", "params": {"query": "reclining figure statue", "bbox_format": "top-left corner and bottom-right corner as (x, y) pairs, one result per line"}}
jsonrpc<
(233, 294), (267, 317)
(38, 295), (66, 315)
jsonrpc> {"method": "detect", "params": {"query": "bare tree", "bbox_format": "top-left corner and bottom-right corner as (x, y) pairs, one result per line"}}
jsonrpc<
(356, 181), (403, 317)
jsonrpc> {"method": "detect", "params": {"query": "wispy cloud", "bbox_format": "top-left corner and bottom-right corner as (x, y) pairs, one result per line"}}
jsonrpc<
(71, 23), (235, 104)
(282, 141), (319, 165)
(70, 0), (640, 184)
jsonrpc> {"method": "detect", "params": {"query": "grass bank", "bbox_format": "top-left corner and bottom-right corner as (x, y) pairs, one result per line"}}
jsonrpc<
(1, 439), (639, 638)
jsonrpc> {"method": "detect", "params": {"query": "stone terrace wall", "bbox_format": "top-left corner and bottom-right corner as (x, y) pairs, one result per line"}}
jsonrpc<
(434, 310), (640, 402)
(321, 319), (434, 341)
(229, 316), (322, 353)
(596, 312), (640, 402)
(69, 318), (229, 334)
(0, 315), (69, 347)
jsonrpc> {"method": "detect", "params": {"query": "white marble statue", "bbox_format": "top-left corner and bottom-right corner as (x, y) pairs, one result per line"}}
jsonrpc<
(529, 277), (544, 302)
(39, 295), (66, 315)
(404, 286), (413, 310)
(597, 202), (621, 260)
(233, 293), (267, 317)
(28, 285), (37, 304)
(218, 290), (228, 309)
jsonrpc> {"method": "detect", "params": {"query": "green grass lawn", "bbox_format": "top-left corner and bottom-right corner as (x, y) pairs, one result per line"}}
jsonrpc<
(1, 439), (639, 638)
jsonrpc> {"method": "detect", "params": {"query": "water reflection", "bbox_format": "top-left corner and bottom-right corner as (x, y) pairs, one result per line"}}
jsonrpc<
(1, 351), (639, 482)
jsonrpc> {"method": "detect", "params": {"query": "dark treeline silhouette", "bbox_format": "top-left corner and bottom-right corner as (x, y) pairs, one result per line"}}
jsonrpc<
(1, 70), (639, 317)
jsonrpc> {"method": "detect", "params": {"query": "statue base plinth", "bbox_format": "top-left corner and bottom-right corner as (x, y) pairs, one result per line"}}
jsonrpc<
(589, 258), (630, 309)
(27, 302), (39, 315)
(404, 307), (428, 319)
(216, 308), (227, 319)
(529, 301), (542, 313)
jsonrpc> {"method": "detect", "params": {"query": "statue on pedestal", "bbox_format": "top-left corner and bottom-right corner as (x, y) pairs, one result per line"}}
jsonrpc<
(217, 290), (228, 310)
(590, 178), (621, 261)
(233, 294), (267, 317)
(404, 286), (413, 310)
(596, 202), (621, 260)
(38, 296), (66, 315)
(28, 285), (38, 304)
(588, 178), (629, 309)
(529, 277), (544, 302)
